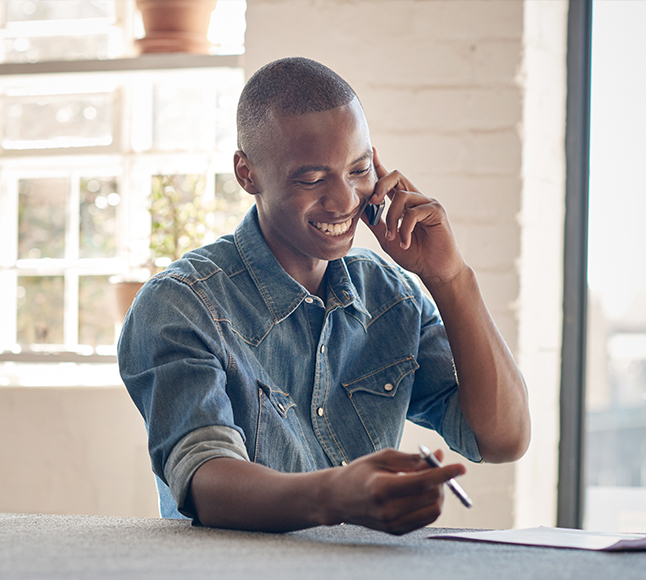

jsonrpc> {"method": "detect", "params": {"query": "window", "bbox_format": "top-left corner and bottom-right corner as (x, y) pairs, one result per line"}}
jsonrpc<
(583, 0), (646, 533)
(0, 0), (249, 386)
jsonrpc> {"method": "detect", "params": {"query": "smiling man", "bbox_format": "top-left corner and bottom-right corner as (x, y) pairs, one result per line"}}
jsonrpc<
(118, 57), (530, 534)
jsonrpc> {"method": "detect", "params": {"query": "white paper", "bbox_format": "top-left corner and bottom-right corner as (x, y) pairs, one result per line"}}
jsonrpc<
(430, 526), (646, 551)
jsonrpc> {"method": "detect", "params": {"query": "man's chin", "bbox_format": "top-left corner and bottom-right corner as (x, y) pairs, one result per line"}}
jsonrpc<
(315, 236), (355, 261)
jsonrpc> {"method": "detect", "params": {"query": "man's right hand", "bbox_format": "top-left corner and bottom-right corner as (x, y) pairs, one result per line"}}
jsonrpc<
(189, 448), (466, 535)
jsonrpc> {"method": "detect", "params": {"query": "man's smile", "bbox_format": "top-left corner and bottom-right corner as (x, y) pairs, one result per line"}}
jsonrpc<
(311, 217), (353, 237)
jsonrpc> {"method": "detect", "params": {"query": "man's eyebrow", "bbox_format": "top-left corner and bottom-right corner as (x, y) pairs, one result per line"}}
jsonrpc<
(288, 152), (373, 180)
(289, 165), (330, 179)
(352, 151), (373, 165)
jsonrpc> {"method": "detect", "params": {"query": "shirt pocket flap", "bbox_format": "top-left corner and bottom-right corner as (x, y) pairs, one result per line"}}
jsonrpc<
(256, 380), (296, 418)
(341, 356), (419, 398)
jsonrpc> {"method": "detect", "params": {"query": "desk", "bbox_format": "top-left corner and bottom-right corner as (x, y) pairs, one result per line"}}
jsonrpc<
(1, 513), (643, 579)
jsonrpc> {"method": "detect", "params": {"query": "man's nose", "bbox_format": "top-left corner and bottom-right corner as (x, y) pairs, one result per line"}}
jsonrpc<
(321, 177), (362, 215)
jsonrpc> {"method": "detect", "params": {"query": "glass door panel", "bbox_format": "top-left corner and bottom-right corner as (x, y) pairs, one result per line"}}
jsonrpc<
(584, 0), (646, 533)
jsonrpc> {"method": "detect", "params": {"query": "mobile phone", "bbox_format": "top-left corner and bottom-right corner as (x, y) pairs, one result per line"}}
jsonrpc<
(365, 200), (385, 226)
(419, 444), (473, 508)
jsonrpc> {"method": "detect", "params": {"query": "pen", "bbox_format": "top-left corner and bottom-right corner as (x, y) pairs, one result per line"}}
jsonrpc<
(419, 444), (473, 508)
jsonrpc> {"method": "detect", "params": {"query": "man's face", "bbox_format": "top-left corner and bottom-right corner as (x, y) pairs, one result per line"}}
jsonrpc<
(243, 98), (376, 277)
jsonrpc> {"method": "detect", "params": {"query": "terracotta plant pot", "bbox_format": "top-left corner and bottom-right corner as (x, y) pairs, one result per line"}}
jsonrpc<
(113, 281), (145, 320)
(135, 0), (218, 55)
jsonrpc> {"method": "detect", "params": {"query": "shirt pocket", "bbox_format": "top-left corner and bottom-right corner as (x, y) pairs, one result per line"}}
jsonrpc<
(340, 356), (419, 450)
(252, 380), (318, 472)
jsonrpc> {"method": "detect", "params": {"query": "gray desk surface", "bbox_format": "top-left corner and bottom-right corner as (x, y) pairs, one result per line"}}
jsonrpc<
(1, 513), (644, 580)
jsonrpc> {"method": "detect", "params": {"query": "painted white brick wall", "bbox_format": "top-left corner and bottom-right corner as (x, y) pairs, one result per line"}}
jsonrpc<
(244, 0), (567, 529)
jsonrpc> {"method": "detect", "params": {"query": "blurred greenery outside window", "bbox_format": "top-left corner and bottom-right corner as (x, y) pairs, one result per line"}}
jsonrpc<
(0, 0), (248, 386)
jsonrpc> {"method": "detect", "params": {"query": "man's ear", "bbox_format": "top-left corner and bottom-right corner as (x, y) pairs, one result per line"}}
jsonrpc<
(234, 150), (260, 194)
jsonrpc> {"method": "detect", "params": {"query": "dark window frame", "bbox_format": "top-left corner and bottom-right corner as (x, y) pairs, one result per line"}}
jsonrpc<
(557, 0), (593, 529)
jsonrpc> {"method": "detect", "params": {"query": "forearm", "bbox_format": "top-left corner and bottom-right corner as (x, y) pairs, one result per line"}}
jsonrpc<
(190, 457), (337, 532)
(422, 266), (530, 463)
(189, 449), (466, 534)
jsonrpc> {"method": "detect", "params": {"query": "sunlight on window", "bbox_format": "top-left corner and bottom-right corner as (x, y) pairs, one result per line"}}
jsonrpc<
(584, 0), (646, 533)
(0, 1), (247, 386)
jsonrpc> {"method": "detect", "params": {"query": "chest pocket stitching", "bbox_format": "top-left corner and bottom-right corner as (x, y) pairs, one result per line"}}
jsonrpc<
(365, 296), (415, 329)
(347, 393), (378, 453)
(341, 356), (419, 396)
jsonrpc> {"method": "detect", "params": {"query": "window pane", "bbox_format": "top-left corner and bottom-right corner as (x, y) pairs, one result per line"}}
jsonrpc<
(212, 172), (252, 237)
(153, 84), (214, 151)
(150, 174), (208, 265)
(17, 276), (64, 345)
(2, 93), (113, 150)
(214, 71), (243, 153)
(2, 34), (115, 64)
(151, 68), (242, 153)
(18, 177), (68, 260)
(584, 0), (646, 532)
(80, 176), (119, 259)
(79, 275), (115, 347)
(6, 0), (114, 22)
(2, 1), (120, 64)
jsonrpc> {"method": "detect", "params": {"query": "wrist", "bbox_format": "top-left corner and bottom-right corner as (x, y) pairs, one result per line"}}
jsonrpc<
(311, 467), (346, 527)
(421, 264), (476, 303)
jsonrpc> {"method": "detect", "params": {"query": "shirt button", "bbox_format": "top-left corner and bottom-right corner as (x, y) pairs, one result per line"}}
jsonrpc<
(384, 383), (394, 392)
(320, 344), (326, 354)
(304, 297), (314, 304)
(277, 403), (285, 413)
(317, 407), (324, 417)
(341, 461), (347, 467)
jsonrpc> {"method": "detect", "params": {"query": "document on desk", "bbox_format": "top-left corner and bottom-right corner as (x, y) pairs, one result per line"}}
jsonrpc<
(430, 526), (646, 551)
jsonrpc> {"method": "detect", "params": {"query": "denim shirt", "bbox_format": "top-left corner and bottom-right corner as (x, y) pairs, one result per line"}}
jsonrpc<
(118, 206), (481, 519)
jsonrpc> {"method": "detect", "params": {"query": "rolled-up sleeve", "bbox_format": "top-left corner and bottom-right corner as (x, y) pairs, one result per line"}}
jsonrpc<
(118, 274), (246, 487)
(164, 425), (249, 517)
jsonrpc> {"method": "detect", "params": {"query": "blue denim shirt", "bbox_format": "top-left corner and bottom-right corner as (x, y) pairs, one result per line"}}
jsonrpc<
(118, 206), (481, 519)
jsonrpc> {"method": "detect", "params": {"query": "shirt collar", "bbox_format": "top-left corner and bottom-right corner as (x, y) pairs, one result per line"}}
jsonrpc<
(234, 206), (370, 322)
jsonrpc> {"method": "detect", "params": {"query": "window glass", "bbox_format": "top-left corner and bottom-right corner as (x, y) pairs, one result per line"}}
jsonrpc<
(79, 176), (119, 259)
(0, 1), (247, 387)
(1, 0), (123, 63)
(6, 0), (114, 22)
(152, 85), (215, 151)
(79, 275), (115, 347)
(17, 275), (64, 345)
(18, 177), (68, 260)
(213, 172), (252, 235)
(584, 0), (646, 532)
(2, 93), (114, 150)
(149, 174), (208, 266)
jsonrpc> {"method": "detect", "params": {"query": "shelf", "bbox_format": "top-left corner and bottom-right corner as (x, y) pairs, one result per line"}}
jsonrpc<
(0, 53), (244, 76)
(0, 351), (117, 364)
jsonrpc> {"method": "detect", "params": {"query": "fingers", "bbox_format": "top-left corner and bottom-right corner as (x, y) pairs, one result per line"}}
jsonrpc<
(340, 449), (467, 535)
(363, 466), (464, 535)
(373, 147), (388, 180)
(369, 150), (438, 249)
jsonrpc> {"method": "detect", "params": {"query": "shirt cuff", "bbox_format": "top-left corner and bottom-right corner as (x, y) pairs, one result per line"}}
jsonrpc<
(164, 425), (250, 517)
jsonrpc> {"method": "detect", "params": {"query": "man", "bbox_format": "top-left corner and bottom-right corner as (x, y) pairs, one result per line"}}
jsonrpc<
(119, 57), (530, 535)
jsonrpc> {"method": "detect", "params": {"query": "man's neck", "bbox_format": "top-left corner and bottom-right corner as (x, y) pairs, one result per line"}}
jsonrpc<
(291, 262), (328, 300)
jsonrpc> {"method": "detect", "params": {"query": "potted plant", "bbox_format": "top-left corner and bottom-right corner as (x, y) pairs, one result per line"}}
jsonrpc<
(135, 0), (219, 55)
(113, 174), (212, 319)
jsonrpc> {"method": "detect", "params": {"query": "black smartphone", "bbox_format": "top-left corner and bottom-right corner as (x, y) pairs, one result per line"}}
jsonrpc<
(365, 200), (385, 226)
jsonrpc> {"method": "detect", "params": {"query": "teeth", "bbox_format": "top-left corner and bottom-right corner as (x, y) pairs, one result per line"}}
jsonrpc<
(313, 219), (352, 237)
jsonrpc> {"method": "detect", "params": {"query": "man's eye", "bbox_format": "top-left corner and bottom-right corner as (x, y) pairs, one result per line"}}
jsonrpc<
(352, 167), (372, 176)
(298, 179), (323, 186)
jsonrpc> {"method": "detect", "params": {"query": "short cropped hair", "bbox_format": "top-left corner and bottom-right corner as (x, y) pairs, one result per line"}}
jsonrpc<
(237, 57), (358, 162)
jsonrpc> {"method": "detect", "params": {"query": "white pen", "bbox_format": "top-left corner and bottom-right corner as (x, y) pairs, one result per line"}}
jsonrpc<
(419, 444), (473, 509)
